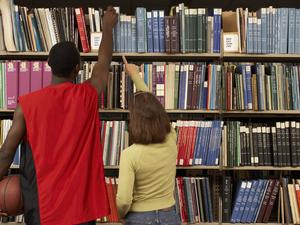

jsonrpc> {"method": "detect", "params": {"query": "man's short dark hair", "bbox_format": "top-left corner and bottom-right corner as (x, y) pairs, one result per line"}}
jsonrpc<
(48, 41), (80, 77)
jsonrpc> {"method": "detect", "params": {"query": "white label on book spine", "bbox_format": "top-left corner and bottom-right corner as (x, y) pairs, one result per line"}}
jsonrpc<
(241, 182), (247, 188)
(247, 182), (252, 188)
(254, 157), (259, 163)
(223, 33), (239, 52)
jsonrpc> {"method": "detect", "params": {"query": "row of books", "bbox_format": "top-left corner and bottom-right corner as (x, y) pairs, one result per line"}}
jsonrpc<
(240, 8), (300, 54)
(101, 121), (129, 166)
(223, 63), (300, 111)
(0, 61), (52, 109)
(175, 177), (216, 223)
(230, 179), (279, 223)
(0, 119), (20, 168)
(4, 60), (300, 111)
(3, 2), (78, 52)
(174, 120), (223, 166)
(282, 178), (300, 224)
(223, 121), (300, 167)
(112, 4), (221, 53)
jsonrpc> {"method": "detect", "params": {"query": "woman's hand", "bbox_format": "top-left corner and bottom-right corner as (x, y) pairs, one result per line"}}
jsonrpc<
(122, 55), (140, 77)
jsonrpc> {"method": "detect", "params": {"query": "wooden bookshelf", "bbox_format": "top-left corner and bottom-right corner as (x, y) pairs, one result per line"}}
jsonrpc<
(222, 53), (300, 62)
(0, 51), (220, 61)
(3, 51), (300, 62)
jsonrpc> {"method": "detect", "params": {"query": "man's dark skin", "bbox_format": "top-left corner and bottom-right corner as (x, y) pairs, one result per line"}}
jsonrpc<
(0, 6), (117, 216)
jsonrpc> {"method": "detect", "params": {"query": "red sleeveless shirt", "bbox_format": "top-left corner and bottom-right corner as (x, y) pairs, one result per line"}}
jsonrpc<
(19, 82), (109, 225)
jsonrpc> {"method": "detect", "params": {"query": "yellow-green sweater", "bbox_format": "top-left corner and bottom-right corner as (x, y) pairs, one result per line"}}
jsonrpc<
(116, 72), (177, 218)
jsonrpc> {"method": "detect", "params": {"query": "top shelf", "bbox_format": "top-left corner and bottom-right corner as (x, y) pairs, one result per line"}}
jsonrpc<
(2, 51), (300, 62)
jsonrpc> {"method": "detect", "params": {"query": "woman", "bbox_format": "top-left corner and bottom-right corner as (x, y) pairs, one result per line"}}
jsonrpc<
(116, 56), (180, 225)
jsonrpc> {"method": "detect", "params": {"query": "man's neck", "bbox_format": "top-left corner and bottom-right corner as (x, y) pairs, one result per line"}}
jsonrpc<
(51, 75), (74, 85)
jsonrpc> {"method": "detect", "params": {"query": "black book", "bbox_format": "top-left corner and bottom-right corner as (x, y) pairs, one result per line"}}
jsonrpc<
(276, 122), (283, 167)
(290, 121), (297, 167)
(257, 126), (264, 166)
(222, 176), (232, 222)
(262, 126), (268, 166)
(265, 127), (272, 166)
(284, 121), (291, 166)
(296, 122), (300, 166)
(271, 127), (278, 166)
(240, 126), (246, 166)
(245, 127), (251, 166)
(249, 123), (255, 166)
(252, 125), (259, 166)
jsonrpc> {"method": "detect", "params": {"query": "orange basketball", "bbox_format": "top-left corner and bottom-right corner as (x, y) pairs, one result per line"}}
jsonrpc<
(0, 175), (23, 216)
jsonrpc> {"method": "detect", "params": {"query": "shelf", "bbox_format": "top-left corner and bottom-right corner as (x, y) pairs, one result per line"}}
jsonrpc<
(226, 166), (300, 171)
(0, 51), (220, 61)
(222, 110), (300, 117)
(223, 53), (300, 62)
(3, 51), (300, 62)
(0, 223), (282, 225)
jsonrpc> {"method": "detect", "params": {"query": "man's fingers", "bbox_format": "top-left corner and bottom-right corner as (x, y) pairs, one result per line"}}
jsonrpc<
(122, 55), (128, 65)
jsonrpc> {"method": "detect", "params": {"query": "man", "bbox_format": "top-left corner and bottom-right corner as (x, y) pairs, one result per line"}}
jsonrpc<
(0, 6), (117, 225)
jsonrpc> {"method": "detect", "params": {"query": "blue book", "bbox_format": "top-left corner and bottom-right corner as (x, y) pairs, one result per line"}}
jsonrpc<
(14, 8), (25, 51)
(158, 10), (165, 52)
(295, 9), (300, 54)
(271, 8), (276, 53)
(241, 180), (259, 223)
(198, 64), (206, 109)
(246, 179), (265, 223)
(124, 16), (129, 52)
(136, 7), (147, 53)
(288, 8), (296, 54)
(143, 64), (148, 85)
(131, 17), (137, 52)
(193, 124), (203, 165)
(280, 8), (289, 54)
(253, 17), (258, 53)
(203, 121), (212, 165)
(270, 66), (278, 110)
(120, 15), (125, 52)
(260, 8), (267, 53)
(183, 178), (195, 223)
(199, 122), (209, 165)
(30, 15), (43, 52)
(257, 18), (262, 54)
(256, 64), (263, 110)
(275, 8), (279, 54)
(10, 1), (20, 51)
(213, 9), (222, 53)
(253, 180), (269, 222)
(114, 8), (121, 52)
(267, 8), (271, 53)
(247, 16), (253, 53)
(127, 16), (132, 52)
(209, 120), (222, 165)
(231, 181), (247, 223)
(236, 181), (252, 222)
(146, 12), (154, 52)
(152, 10), (160, 53)
(241, 66), (248, 110)
(206, 120), (217, 165)
(205, 178), (214, 222)
(245, 65), (253, 110)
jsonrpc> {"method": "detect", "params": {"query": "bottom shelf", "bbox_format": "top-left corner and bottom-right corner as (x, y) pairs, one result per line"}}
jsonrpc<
(0, 223), (284, 225)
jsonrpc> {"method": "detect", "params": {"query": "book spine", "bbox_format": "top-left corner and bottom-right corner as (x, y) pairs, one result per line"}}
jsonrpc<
(222, 176), (232, 222)
(19, 61), (30, 96)
(170, 16), (179, 53)
(136, 8), (146, 53)
(146, 12), (153, 52)
(75, 8), (90, 53)
(280, 8), (289, 54)
(165, 17), (171, 53)
(152, 10), (159, 53)
(131, 17), (137, 52)
(6, 61), (19, 109)
(231, 181), (246, 223)
(295, 9), (300, 54)
(262, 180), (280, 222)
(30, 61), (43, 92)
(158, 10), (165, 52)
(288, 8), (296, 54)
(213, 8), (221, 53)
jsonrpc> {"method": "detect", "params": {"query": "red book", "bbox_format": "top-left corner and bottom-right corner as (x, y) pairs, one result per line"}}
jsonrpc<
(262, 180), (280, 222)
(176, 122), (184, 165)
(105, 177), (114, 222)
(19, 61), (30, 97)
(6, 61), (19, 109)
(110, 178), (119, 222)
(188, 122), (198, 165)
(42, 62), (52, 88)
(256, 179), (276, 222)
(75, 8), (90, 53)
(30, 61), (43, 92)
(295, 184), (300, 214)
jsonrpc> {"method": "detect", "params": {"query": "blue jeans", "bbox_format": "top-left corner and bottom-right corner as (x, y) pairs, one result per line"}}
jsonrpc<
(125, 206), (180, 225)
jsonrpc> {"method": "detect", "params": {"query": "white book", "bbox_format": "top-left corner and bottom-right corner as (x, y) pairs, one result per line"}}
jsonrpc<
(94, 9), (101, 32)
(37, 8), (53, 50)
(45, 8), (57, 45)
(88, 8), (94, 32)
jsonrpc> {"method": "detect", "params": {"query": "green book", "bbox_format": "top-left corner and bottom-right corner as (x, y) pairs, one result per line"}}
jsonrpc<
(184, 8), (190, 52)
(236, 121), (241, 166)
